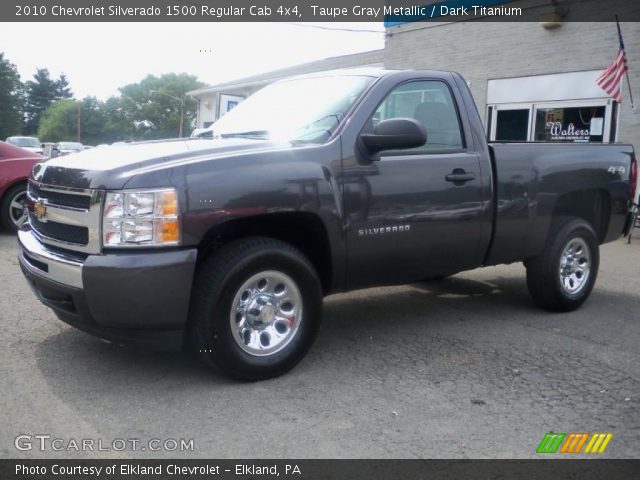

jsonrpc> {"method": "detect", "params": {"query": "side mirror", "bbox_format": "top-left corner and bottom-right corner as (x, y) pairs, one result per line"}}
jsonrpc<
(360, 118), (427, 154)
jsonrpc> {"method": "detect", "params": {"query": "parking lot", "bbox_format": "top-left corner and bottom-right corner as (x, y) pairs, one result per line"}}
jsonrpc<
(1, 231), (638, 459)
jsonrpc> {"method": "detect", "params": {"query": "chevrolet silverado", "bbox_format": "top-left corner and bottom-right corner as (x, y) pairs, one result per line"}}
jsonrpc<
(18, 69), (637, 379)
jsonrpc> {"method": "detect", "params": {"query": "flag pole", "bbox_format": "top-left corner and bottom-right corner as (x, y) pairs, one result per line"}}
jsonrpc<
(616, 15), (635, 111)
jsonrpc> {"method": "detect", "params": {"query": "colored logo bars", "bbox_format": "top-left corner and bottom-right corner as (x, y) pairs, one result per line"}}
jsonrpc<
(537, 432), (613, 454)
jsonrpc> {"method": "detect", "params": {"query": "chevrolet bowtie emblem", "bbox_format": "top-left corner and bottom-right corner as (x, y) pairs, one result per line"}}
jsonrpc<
(34, 201), (47, 220)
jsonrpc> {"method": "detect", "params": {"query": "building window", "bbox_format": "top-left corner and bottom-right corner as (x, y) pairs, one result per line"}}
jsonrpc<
(534, 106), (606, 143)
(486, 71), (618, 144)
(488, 100), (614, 143)
(495, 109), (529, 141)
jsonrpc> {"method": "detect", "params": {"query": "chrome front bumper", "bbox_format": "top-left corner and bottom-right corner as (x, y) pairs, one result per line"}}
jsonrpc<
(18, 228), (84, 288)
(18, 226), (198, 349)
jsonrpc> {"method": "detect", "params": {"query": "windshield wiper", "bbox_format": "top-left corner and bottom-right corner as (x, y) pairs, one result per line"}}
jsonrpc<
(219, 130), (269, 139)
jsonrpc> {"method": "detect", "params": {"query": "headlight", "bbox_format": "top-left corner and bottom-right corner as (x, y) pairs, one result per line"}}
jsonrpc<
(102, 189), (180, 247)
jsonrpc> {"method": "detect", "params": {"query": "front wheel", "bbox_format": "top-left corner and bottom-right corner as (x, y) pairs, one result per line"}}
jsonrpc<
(525, 216), (599, 312)
(189, 237), (323, 380)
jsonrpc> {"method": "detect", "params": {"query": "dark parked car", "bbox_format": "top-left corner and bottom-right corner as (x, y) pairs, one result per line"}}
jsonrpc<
(0, 141), (43, 232)
(18, 70), (637, 380)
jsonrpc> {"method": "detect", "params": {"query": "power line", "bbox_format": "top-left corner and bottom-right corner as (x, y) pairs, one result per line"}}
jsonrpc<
(286, 23), (384, 34)
(149, 0), (385, 34)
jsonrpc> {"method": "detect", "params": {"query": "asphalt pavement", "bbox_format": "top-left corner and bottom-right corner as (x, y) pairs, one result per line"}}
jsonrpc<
(1, 231), (638, 459)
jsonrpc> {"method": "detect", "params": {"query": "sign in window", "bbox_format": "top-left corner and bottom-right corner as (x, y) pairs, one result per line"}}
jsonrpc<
(534, 106), (606, 143)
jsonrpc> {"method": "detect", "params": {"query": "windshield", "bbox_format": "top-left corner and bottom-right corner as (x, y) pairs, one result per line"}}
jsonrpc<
(10, 137), (40, 148)
(58, 142), (83, 150)
(208, 75), (375, 144)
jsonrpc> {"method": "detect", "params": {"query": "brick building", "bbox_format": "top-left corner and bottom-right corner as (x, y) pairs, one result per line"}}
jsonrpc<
(385, 19), (639, 148)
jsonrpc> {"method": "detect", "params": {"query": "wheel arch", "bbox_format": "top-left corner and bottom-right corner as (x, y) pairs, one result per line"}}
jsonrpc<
(551, 189), (611, 244)
(196, 212), (333, 294)
(0, 177), (28, 202)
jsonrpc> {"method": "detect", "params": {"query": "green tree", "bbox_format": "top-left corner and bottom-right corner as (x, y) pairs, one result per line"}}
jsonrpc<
(119, 73), (203, 139)
(56, 73), (73, 98)
(37, 99), (78, 142)
(79, 96), (110, 145)
(24, 68), (73, 134)
(100, 96), (135, 143)
(36, 72), (204, 145)
(38, 97), (111, 145)
(0, 52), (24, 139)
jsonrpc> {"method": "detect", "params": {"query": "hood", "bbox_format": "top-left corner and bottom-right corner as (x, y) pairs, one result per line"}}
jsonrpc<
(0, 141), (44, 161)
(32, 137), (284, 190)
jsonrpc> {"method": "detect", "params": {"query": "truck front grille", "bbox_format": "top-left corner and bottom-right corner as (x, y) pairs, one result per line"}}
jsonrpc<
(28, 212), (89, 245)
(29, 184), (91, 210)
(27, 181), (103, 254)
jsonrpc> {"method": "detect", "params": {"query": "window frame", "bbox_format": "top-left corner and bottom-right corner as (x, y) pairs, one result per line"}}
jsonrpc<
(362, 79), (468, 157)
(487, 103), (534, 142)
(532, 99), (613, 143)
(487, 98), (615, 143)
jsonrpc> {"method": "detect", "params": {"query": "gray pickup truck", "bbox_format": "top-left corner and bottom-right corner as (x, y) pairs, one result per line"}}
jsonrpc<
(18, 69), (637, 380)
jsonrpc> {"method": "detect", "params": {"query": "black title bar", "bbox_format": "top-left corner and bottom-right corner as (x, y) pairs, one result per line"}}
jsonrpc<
(2, 459), (640, 480)
(3, 0), (640, 22)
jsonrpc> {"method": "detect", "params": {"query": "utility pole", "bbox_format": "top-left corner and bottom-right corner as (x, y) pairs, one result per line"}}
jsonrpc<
(179, 96), (184, 138)
(150, 90), (186, 137)
(77, 101), (81, 142)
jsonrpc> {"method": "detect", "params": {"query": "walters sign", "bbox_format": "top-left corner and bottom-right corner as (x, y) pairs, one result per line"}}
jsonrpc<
(546, 121), (590, 141)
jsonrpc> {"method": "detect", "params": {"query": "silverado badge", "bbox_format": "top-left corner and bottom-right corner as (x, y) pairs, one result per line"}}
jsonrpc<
(34, 201), (47, 221)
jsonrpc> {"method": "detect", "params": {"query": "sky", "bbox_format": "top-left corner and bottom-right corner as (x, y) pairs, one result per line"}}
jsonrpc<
(0, 22), (385, 100)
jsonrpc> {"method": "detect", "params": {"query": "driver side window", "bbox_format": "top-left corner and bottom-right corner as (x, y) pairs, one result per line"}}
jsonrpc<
(369, 80), (464, 153)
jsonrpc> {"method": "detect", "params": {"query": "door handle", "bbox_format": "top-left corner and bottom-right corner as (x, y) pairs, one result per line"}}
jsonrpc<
(445, 169), (476, 185)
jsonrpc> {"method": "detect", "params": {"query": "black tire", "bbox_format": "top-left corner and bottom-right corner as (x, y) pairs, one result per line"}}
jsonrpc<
(1, 183), (28, 233)
(428, 275), (451, 281)
(189, 237), (323, 380)
(525, 216), (599, 312)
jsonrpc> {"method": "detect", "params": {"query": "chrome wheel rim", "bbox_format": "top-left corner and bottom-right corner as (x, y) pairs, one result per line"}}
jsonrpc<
(8, 189), (28, 229)
(230, 270), (303, 356)
(559, 237), (591, 295)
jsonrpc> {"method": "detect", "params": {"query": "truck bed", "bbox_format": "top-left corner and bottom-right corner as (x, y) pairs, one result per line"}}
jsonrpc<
(485, 142), (635, 266)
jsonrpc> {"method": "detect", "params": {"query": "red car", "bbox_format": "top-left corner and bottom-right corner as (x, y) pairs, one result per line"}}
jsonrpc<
(0, 141), (44, 232)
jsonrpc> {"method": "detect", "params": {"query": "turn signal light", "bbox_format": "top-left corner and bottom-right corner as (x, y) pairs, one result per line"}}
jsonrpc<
(159, 191), (178, 216)
(160, 219), (180, 243)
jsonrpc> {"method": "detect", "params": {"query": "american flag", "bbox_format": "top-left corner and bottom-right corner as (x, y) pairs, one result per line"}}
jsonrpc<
(596, 26), (629, 103)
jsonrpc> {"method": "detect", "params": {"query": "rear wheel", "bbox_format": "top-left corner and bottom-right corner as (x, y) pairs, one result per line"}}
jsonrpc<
(1, 183), (28, 233)
(189, 237), (323, 380)
(525, 216), (599, 312)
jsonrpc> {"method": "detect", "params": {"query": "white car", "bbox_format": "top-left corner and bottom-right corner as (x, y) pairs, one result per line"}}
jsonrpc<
(56, 141), (85, 155)
(5, 136), (43, 154)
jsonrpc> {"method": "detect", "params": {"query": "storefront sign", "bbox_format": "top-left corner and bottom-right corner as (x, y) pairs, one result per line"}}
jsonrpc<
(546, 121), (590, 141)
